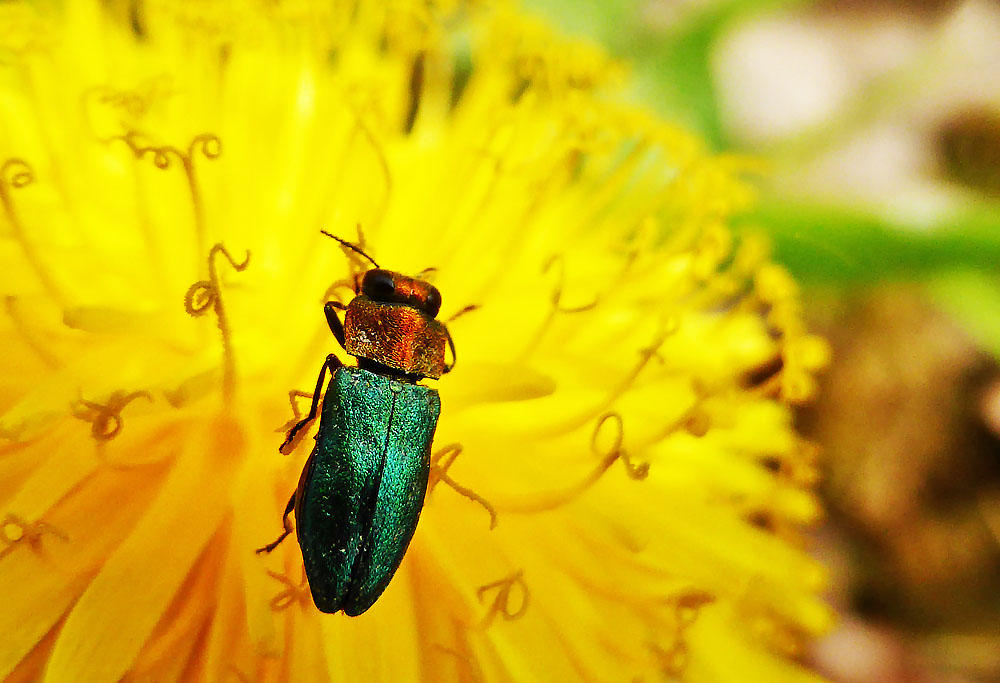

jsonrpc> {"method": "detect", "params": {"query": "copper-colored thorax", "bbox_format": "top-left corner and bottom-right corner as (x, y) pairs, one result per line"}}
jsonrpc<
(344, 296), (448, 379)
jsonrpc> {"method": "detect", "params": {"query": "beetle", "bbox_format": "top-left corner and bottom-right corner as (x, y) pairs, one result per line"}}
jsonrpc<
(256, 231), (456, 616)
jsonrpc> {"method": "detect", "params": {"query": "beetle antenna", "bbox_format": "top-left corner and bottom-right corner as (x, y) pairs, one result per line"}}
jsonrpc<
(320, 230), (380, 269)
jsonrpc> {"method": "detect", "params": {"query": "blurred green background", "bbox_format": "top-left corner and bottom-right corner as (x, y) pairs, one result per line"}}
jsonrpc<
(526, 1), (1000, 682)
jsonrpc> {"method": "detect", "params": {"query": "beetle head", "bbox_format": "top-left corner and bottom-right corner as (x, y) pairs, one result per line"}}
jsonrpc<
(358, 269), (442, 318)
(344, 269), (448, 379)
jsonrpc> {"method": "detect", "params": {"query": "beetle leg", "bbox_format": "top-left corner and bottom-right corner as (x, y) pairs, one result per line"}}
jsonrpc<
(255, 492), (296, 554)
(443, 327), (458, 374)
(441, 305), (479, 374)
(324, 301), (347, 350)
(279, 354), (342, 454)
(275, 389), (314, 434)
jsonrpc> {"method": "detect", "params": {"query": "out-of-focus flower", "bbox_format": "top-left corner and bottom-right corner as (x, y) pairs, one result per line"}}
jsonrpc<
(0, 1), (830, 681)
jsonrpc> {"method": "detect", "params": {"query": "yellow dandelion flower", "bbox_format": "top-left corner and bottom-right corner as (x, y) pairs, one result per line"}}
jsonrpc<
(0, 1), (832, 681)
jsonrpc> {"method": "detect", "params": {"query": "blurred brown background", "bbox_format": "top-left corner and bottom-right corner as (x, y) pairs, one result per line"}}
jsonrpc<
(528, 0), (1000, 680)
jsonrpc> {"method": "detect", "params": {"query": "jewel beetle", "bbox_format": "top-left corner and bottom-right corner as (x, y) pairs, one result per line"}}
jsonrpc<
(257, 231), (456, 616)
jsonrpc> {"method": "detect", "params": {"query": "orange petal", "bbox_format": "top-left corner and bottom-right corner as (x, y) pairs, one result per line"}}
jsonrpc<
(43, 415), (244, 682)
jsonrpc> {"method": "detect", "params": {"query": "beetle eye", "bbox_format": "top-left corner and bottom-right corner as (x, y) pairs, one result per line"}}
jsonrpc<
(424, 286), (442, 318)
(362, 269), (396, 302)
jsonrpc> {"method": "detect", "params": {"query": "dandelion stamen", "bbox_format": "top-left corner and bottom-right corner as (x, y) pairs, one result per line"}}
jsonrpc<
(160, 369), (217, 409)
(5, 295), (61, 368)
(184, 243), (250, 406)
(453, 126), (526, 246)
(0, 422), (24, 442)
(520, 255), (599, 361)
(285, 286), (352, 387)
(617, 219), (656, 276)
(403, 51), (425, 134)
(70, 390), (153, 441)
(501, 412), (646, 514)
(650, 591), (715, 676)
(265, 568), (310, 611)
(288, 227), (372, 384)
(544, 255), (599, 314)
(476, 569), (529, 628)
(0, 159), (64, 304)
(346, 103), (392, 230)
(82, 80), (168, 137)
(320, 281), (357, 306)
(592, 412), (649, 480)
(577, 141), (651, 227)
(502, 455), (618, 513)
(414, 266), (437, 281)
(429, 444), (498, 529)
(432, 646), (485, 683)
(682, 405), (711, 438)
(446, 304), (479, 323)
(634, 383), (711, 444)
(599, 320), (676, 412)
(344, 223), (374, 276)
(110, 131), (221, 264)
(229, 667), (253, 683)
(0, 513), (68, 561)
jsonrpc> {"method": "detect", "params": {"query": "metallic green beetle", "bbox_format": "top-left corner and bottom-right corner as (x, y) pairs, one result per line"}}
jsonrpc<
(257, 233), (455, 616)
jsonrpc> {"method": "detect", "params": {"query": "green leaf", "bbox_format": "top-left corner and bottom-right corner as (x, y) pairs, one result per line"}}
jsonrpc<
(738, 200), (1000, 283)
(928, 270), (1000, 358)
